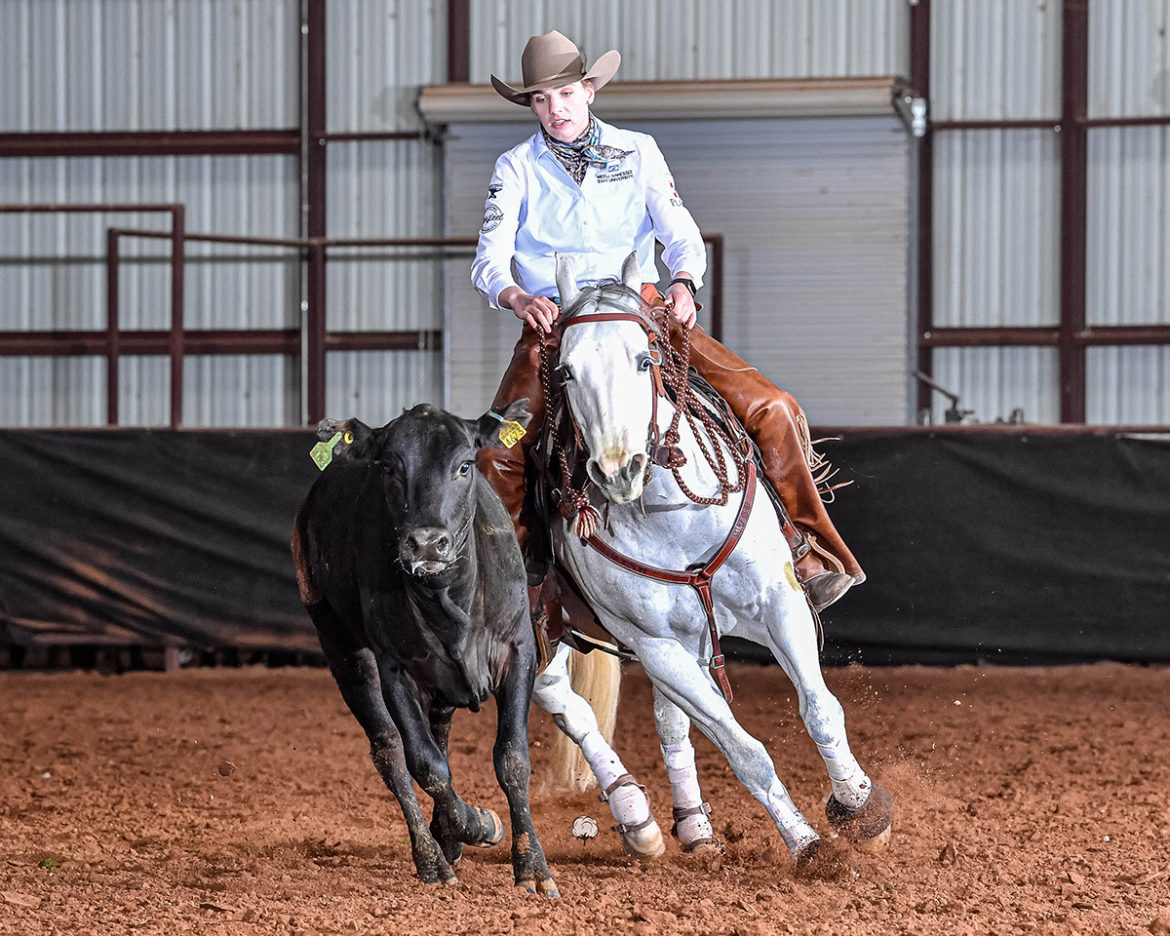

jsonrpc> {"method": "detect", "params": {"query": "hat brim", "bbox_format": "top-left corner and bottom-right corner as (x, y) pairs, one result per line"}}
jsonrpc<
(491, 50), (621, 106)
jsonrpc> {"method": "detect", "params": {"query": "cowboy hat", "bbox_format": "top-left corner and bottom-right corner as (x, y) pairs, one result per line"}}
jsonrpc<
(490, 30), (620, 106)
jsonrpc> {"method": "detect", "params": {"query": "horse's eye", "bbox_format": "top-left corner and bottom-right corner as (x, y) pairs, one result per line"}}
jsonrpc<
(638, 354), (653, 371)
(458, 460), (474, 477)
(557, 364), (574, 382)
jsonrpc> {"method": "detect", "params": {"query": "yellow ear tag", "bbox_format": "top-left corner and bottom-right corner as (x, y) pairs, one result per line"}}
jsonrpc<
(343, 431), (354, 445)
(497, 420), (526, 449)
(310, 432), (343, 471)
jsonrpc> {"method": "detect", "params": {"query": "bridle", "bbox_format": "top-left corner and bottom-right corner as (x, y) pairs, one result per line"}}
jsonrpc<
(538, 292), (755, 702)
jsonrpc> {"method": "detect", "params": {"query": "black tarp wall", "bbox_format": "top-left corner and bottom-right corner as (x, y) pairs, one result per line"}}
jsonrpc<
(1, 428), (1167, 664)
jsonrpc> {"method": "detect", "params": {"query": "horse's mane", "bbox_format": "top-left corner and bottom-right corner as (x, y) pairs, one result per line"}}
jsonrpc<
(560, 278), (661, 337)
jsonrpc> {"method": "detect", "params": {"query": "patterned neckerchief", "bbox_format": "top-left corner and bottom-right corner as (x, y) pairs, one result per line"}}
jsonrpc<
(542, 116), (608, 186)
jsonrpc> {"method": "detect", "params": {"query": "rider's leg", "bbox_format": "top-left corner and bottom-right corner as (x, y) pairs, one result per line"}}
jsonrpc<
(477, 324), (559, 555)
(639, 285), (862, 611)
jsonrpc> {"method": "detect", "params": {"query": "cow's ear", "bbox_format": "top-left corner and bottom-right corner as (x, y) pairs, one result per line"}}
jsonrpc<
(316, 417), (375, 461)
(470, 398), (532, 449)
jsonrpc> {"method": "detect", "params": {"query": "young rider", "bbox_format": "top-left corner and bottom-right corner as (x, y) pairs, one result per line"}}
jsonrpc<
(473, 31), (863, 612)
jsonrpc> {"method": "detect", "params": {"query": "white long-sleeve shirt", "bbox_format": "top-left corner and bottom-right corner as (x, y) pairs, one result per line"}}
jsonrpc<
(471, 117), (707, 311)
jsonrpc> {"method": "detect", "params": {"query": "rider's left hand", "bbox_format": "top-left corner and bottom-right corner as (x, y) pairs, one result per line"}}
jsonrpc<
(665, 283), (697, 329)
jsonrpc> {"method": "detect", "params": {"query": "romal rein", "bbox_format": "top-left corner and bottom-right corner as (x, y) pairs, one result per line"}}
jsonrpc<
(547, 310), (755, 704)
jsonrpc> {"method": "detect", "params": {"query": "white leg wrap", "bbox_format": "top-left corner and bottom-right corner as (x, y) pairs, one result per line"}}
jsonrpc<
(660, 741), (703, 808)
(814, 738), (870, 810)
(754, 778), (819, 858)
(580, 730), (628, 793)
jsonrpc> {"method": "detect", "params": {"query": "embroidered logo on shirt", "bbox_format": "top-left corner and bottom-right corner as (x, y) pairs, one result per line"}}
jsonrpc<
(596, 168), (634, 184)
(481, 203), (503, 233)
(487, 183), (502, 200)
(667, 178), (684, 207)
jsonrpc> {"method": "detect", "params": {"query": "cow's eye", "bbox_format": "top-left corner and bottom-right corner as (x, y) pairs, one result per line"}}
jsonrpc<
(458, 460), (474, 477)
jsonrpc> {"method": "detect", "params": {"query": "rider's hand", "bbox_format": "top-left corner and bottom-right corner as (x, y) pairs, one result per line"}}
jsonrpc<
(665, 282), (697, 330)
(501, 287), (560, 333)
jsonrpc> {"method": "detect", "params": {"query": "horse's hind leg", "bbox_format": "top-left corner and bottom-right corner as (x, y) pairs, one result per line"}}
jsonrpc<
(532, 644), (664, 858)
(313, 618), (455, 884)
(759, 592), (893, 850)
(427, 703), (505, 863)
(652, 687), (717, 853)
(630, 634), (820, 864)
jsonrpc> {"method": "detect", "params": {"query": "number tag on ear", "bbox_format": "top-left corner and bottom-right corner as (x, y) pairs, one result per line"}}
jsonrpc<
(310, 432), (343, 471)
(498, 420), (526, 449)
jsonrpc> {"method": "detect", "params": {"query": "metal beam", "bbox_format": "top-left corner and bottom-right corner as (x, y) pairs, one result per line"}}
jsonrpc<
(910, 0), (933, 418)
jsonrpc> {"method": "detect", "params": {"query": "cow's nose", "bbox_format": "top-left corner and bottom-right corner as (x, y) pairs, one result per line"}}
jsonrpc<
(404, 527), (454, 562)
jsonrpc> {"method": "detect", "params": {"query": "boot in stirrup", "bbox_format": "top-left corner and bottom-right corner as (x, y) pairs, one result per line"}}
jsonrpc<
(794, 536), (855, 612)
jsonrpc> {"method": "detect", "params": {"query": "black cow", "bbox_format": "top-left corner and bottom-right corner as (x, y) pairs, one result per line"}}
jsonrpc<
(290, 400), (557, 896)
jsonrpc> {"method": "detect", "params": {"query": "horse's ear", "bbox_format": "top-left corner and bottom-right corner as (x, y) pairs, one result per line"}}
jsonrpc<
(621, 251), (641, 292)
(555, 254), (579, 308)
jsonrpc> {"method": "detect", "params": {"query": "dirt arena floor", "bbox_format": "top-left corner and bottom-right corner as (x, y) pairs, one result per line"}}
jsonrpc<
(1, 661), (1168, 936)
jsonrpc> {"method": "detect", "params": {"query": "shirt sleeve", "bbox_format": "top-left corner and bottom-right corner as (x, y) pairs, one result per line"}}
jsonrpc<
(471, 153), (525, 311)
(642, 137), (707, 290)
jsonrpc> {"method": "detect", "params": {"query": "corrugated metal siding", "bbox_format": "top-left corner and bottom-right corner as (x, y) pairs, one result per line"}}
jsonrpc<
(0, 0), (299, 132)
(930, 0), (1061, 121)
(0, 357), (106, 426)
(1087, 346), (1170, 424)
(1087, 127), (1170, 326)
(931, 347), (1060, 425)
(1089, 0), (1170, 119)
(469, 0), (908, 83)
(326, 350), (440, 424)
(0, 154), (301, 426)
(933, 130), (1061, 327)
(325, 140), (444, 421)
(443, 117), (910, 425)
(327, 0), (444, 132)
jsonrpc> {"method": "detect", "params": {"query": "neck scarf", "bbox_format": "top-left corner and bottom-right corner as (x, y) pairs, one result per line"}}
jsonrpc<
(542, 116), (608, 186)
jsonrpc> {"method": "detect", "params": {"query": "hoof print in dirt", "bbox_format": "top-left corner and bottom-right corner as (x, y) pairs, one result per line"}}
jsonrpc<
(826, 784), (894, 852)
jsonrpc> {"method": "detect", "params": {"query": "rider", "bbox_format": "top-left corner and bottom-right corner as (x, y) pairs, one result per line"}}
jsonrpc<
(473, 30), (863, 612)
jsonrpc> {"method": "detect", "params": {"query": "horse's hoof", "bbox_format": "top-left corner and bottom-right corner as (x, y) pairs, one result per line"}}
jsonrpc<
(682, 837), (722, 856)
(793, 838), (821, 869)
(826, 783), (894, 851)
(671, 804), (717, 854)
(470, 808), (505, 848)
(620, 818), (665, 860)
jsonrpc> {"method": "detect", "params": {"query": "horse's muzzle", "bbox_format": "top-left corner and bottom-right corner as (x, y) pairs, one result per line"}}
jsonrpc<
(587, 453), (648, 504)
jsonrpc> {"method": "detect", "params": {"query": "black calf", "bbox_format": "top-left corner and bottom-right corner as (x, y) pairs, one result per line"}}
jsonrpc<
(291, 400), (556, 896)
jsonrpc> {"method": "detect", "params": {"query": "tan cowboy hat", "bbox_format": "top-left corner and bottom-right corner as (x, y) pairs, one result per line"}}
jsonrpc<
(490, 30), (620, 106)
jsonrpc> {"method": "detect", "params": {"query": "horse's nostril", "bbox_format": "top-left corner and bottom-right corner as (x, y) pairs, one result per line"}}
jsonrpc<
(628, 453), (647, 478)
(587, 460), (606, 487)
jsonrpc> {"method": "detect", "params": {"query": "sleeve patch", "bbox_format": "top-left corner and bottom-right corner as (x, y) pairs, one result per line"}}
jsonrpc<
(481, 203), (503, 233)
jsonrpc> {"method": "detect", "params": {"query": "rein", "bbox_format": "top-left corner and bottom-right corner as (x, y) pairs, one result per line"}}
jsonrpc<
(537, 296), (755, 702)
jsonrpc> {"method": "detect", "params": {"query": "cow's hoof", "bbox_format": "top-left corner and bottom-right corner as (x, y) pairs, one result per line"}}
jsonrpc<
(469, 807), (505, 848)
(826, 784), (894, 852)
(517, 876), (560, 898)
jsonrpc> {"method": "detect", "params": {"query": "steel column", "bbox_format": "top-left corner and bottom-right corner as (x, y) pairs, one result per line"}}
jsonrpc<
(910, 0), (933, 418)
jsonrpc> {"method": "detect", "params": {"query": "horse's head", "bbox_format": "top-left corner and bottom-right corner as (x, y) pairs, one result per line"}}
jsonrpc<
(555, 252), (661, 505)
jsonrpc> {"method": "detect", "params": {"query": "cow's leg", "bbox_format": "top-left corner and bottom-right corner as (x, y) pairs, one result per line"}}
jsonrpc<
(313, 620), (453, 884)
(532, 644), (663, 858)
(652, 686), (717, 853)
(376, 659), (503, 883)
(494, 637), (558, 896)
(427, 703), (505, 864)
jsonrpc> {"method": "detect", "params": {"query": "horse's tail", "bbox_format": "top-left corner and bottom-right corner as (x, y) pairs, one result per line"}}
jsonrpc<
(550, 648), (621, 793)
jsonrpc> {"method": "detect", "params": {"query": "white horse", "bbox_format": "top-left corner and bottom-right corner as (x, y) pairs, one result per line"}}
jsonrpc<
(534, 253), (893, 866)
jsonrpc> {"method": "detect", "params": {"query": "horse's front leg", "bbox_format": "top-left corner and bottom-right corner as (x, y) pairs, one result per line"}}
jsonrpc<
(621, 630), (820, 865)
(652, 686), (718, 853)
(758, 587), (894, 850)
(494, 637), (558, 897)
(533, 644), (664, 859)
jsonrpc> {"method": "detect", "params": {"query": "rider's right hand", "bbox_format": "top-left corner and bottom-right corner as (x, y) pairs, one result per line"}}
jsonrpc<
(501, 287), (560, 334)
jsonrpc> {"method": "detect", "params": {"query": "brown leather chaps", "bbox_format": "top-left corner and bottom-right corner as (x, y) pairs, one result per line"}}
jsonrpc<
(476, 284), (863, 585)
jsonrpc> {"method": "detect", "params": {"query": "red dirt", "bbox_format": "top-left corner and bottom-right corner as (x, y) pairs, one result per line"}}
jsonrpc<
(2, 663), (1168, 935)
